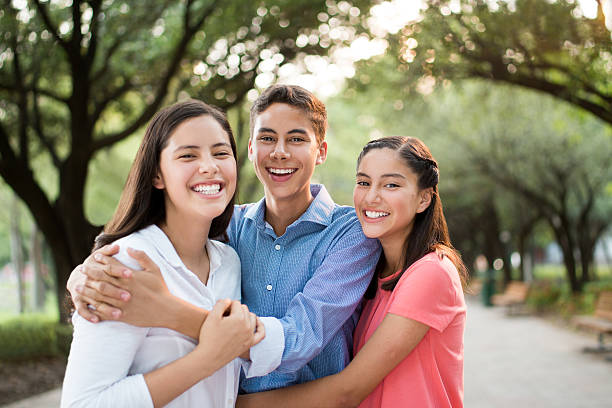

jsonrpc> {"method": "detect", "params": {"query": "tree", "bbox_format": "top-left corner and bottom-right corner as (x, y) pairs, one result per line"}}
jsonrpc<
(440, 83), (612, 293)
(0, 0), (376, 321)
(384, 0), (612, 124)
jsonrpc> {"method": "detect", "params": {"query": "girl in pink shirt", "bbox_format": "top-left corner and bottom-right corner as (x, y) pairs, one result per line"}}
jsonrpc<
(239, 136), (467, 408)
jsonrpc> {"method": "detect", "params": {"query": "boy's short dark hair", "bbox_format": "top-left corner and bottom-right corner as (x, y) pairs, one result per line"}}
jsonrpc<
(250, 84), (328, 144)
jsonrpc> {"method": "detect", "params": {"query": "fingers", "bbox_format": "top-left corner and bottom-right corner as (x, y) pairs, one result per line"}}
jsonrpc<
(96, 244), (119, 256)
(74, 299), (100, 323)
(252, 317), (265, 345)
(89, 254), (133, 280)
(77, 292), (123, 320)
(86, 279), (130, 303)
(79, 283), (127, 307)
(126, 248), (159, 275)
(211, 299), (232, 318)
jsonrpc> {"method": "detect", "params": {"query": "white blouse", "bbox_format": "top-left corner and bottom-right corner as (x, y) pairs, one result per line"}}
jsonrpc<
(61, 224), (277, 408)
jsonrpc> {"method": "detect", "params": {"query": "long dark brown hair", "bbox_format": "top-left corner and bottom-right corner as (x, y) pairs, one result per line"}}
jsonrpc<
(359, 136), (467, 298)
(94, 99), (238, 250)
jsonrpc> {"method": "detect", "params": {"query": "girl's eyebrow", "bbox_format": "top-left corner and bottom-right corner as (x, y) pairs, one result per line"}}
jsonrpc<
(356, 172), (406, 179)
(174, 145), (200, 152)
(381, 173), (406, 179)
(211, 142), (231, 148)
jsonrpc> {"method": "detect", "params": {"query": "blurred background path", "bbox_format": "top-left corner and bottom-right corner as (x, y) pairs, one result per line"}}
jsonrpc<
(464, 297), (612, 407)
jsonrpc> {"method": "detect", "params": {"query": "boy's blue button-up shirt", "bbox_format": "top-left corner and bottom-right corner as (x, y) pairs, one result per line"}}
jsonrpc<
(228, 184), (381, 393)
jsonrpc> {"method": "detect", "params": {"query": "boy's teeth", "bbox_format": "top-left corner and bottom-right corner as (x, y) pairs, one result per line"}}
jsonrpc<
(269, 168), (296, 175)
(365, 210), (389, 219)
(193, 184), (221, 195)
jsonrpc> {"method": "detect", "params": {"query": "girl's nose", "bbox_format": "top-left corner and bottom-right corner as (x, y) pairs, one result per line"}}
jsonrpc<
(365, 187), (381, 203)
(198, 158), (219, 174)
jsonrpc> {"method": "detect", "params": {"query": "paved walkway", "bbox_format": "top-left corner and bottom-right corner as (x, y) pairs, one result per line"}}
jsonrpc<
(4, 298), (612, 407)
(464, 297), (612, 407)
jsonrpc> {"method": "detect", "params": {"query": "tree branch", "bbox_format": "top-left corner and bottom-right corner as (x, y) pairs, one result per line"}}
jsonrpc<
(90, 80), (135, 124)
(91, 0), (223, 153)
(33, 0), (70, 53)
(32, 90), (62, 168)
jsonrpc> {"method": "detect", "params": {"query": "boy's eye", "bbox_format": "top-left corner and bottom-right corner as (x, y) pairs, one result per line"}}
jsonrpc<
(290, 137), (305, 142)
(259, 135), (275, 142)
(356, 181), (369, 186)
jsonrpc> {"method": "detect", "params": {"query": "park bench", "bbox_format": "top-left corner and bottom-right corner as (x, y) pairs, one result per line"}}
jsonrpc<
(572, 291), (612, 355)
(491, 281), (530, 315)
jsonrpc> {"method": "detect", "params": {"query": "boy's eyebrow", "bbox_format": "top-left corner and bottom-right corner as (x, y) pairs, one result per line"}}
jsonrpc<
(356, 172), (370, 178)
(257, 127), (277, 134)
(258, 128), (308, 136)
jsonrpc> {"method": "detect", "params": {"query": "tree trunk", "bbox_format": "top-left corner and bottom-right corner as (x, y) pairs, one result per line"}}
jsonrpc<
(9, 195), (26, 314)
(30, 223), (46, 311)
(550, 222), (581, 293)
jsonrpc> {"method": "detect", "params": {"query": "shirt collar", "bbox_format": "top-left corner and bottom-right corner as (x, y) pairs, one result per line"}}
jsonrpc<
(243, 184), (335, 228)
(140, 224), (184, 269)
(140, 224), (222, 280)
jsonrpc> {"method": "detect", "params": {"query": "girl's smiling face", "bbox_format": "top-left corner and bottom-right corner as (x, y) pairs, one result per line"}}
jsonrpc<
(154, 114), (237, 222)
(353, 148), (432, 247)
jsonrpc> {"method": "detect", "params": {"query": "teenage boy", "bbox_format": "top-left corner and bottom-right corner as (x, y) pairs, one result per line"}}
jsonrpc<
(67, 85), (380, 393)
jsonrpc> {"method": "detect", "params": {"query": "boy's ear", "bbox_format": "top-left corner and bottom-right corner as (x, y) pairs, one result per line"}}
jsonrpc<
(248, 138), (254, 162)
(152, 172), (165, 190)
(315, 141), (328, 165)
(416, 188), (433, 213)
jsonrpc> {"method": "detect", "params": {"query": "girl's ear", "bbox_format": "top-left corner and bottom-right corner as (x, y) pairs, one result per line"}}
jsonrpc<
(416, 188), (433, 213)
(152, 172), (165, 190)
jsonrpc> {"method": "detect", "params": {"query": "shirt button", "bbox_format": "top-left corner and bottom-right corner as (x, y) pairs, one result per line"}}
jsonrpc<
(266, 284), (273, 291)
(275, 244), (281, 250)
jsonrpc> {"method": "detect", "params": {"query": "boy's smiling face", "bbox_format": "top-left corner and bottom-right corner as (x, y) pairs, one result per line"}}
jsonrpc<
(249, 103), (327, 205)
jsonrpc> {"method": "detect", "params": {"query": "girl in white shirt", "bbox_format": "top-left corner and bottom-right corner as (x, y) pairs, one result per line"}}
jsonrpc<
(61, 99), (264, 408)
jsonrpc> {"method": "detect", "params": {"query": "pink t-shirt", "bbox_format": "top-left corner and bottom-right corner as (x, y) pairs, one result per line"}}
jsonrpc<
(353, 252), (466, 408)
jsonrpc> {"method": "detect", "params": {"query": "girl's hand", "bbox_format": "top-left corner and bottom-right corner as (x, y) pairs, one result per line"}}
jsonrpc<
(68, 244), (129, 323)
(195, 300), (263, 371)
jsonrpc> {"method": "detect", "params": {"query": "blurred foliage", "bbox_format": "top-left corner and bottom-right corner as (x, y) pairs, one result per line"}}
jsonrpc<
(335, 65), (611, 290)
(373, 0), (611, 124)
(0, 0), (378, 320)
(0, 314), (72, 360)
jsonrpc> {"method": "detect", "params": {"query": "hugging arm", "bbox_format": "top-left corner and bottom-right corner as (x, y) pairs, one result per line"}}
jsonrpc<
(237, 314), (429, 408)
(67, 246), (207, 339)
(272, 225), (380, 373)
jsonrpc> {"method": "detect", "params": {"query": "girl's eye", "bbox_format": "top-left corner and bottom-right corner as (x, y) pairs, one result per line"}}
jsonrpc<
(179, 154), (195, 159)
(385, 183), (399, 188)
(214, 151), (231, 157)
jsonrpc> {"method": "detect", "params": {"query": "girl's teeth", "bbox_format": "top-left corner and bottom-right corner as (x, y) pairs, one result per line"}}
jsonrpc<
(269, 168), (295, 174)
(193, 184), (221, 195)
(365, 210), (389, 219)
